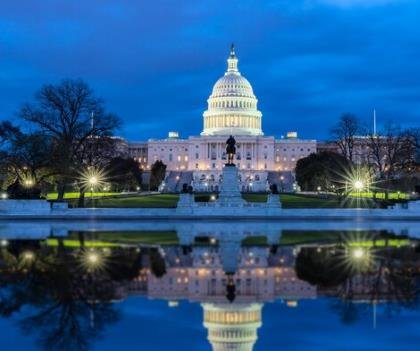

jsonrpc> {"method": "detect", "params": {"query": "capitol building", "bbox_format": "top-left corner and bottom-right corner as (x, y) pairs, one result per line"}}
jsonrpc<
(128, 45), (317, 192)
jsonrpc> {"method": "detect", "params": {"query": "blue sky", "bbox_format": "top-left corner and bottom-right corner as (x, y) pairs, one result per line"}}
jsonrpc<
(0, 297), (419, 351)
(1, 0), (420, 141)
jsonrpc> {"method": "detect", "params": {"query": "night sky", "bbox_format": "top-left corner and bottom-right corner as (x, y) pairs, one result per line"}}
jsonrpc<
(1, 0), (420, 141)
(0, 297), (419, 351)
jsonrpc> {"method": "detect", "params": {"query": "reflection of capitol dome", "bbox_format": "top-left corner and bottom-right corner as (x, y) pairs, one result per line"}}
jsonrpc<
(201, 45), (263, 136)
(202, 303), (262, 351)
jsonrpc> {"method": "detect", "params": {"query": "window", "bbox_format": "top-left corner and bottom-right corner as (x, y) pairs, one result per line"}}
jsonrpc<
(195, 153), (199, 159)
(169, 154), (173, 161)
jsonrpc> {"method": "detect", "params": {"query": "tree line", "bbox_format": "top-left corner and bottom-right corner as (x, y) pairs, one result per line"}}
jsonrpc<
(296, 113), (420, 198)
(0, 79), (167, 206)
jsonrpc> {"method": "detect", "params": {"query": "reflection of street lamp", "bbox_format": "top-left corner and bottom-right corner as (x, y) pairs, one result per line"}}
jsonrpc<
(82, 249), (105, 272)
(23, 179), (34, 187)
(1, 239), (8, 247)
(22, 251), (35, 262)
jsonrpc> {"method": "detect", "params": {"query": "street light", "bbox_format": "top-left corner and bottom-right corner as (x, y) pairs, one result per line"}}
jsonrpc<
(89, 176), (98, 187)
(79, 167), (106, 207)
(352, 247), (365, 259)
(354, 180), (364, 191)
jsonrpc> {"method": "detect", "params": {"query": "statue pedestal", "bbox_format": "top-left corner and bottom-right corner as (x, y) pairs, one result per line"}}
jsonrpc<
(175, 193), (194, 214)
(217, 165), (245, 207)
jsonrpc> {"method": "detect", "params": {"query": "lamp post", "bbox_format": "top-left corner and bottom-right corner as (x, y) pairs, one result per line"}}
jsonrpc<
(88, 176), (98, 207)
(353, 180), (364, 198)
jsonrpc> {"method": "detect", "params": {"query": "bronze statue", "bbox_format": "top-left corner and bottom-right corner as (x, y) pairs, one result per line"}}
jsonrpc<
(226, 135), (236, 165)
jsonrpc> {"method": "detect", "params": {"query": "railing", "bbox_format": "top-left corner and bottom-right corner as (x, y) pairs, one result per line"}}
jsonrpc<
(194, 202), (267, 208)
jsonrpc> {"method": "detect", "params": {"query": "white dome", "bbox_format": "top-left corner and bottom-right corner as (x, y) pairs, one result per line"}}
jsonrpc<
(202, 303), (263, 351)
(211, 74), (255, 99)
(201, 45), (263, 136)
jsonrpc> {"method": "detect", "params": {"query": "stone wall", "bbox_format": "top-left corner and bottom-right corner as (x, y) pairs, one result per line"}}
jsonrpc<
(0, 200), (51, 214)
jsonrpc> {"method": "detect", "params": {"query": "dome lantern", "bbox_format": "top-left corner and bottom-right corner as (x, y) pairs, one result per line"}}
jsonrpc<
(226, 43), (239, 74)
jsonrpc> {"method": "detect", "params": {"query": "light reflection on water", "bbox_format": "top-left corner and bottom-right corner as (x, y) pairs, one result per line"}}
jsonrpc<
(0, 223), (419, 351)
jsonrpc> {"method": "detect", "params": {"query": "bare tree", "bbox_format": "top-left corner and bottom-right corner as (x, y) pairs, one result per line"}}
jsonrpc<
(19, 79), (121, 200)
(367, 123), (414, 198)
(0, 122), (54, 194)
(330, 113), (362, 163)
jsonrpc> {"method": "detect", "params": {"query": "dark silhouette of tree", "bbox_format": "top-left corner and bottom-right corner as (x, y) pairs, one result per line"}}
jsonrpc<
(105, 157), (143, 192)
(0, 122), (54, 196)
(367, 123), (415, 199)
(149, 248), (167, 278)
(19, 79), (121, 200)
(295, 152), (351, 192)
(0, 242), (142, 351)
(149, 160), (166, 191)
(295, 247), (353, 287)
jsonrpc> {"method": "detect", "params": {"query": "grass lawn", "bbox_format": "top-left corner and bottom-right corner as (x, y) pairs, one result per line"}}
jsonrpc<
(70, 231), (179, 245)
(71, 193), (378, 209)
(348, 191), (408, 200)
(47, 192), (119, 200)
(45, 230), (412, 248)
(91, 194), (179, 208)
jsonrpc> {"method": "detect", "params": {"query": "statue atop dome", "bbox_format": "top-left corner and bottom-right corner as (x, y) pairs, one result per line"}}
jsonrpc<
(227, 43), (239, 74)
(229, 43), (235, 57)
(226, 135), (236, 165)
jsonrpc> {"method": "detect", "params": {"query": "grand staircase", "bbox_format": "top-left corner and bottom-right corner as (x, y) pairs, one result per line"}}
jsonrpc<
(266, 171), (294, 192)
(162, 171), (193, 192)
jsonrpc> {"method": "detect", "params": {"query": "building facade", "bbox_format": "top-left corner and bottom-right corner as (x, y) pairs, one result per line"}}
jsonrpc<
(128, 46), (317, 192)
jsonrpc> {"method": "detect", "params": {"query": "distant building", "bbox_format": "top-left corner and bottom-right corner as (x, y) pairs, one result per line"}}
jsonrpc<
(316, 141), (339, 154)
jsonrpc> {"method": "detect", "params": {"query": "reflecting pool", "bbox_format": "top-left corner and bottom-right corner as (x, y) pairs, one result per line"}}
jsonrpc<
(0, 223), (419, 350)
